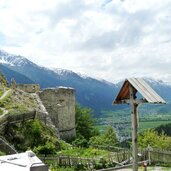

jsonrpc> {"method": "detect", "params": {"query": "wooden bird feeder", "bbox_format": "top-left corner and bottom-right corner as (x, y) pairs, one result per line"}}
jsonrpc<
(113, 78), (166, 171)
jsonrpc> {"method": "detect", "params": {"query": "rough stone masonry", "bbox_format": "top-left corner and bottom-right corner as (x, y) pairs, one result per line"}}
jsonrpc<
(39, 87), (76, 140)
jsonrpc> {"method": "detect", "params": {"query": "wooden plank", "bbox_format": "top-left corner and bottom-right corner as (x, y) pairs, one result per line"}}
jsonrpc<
(134, 78), (161, 102)
(128, 78), (155, 103)
(138, 78), (166, 103)
(113, 78), (166, 104)
(128, 78), (166, 103)
(130, 84), (138, 171)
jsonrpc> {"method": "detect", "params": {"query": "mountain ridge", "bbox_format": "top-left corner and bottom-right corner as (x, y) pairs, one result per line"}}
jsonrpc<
(0, 49), (171, 116)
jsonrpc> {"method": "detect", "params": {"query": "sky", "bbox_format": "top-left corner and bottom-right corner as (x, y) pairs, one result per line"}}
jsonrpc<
(0, 0), (171, 83)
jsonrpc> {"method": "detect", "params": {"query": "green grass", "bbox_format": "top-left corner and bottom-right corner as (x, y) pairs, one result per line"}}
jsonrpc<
(0, 151), (6, 156)
(139, 120), (171, 132)
(0, 108), (3, 115)
(0, 90), (4, 97)
(96, 113), (171, 139)
(0, 90), (13, 108)
(8, 104), (28, 114)
(58, 146), (110, 158)
(50, 167), (75, 171)
(0, 89), (38, 115)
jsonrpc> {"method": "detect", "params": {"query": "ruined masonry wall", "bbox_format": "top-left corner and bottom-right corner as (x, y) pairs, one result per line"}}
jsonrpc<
(39, 87), (76, 140)
(16, 84), (40, 93)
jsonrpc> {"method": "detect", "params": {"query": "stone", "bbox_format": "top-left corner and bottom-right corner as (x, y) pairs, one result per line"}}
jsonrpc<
(16, 84), (40, 93)
(39, 87), (76, 140)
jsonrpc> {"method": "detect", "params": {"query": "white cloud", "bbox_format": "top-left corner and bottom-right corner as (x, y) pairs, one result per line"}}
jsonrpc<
(0, 0), (171, 83)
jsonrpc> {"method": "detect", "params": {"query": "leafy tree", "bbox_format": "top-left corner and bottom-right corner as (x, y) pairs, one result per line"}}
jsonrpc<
(156, 123), (171, 136)
(73, 104), (99, 147)
(138, 129), (171, 150)
(102, 126), (118, 146)
(89, 126), (118, 147)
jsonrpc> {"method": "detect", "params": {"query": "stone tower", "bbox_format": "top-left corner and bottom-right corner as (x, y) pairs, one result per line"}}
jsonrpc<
(39, 87), (76, 140)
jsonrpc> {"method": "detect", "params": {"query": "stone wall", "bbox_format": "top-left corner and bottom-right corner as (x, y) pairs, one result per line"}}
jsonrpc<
(39, 87), (76, 140)
(16, 84), (40, 93)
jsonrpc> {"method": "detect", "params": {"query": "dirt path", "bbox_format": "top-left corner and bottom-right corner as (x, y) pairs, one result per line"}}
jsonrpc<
(0, 89), (12, 118)
(0, 89), (12, 100)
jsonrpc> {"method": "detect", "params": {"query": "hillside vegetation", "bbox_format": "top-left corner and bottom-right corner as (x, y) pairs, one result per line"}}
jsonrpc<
(0, 70), (7, 86)
(0, 89), (38, 115)
(0, 70), (171, 170)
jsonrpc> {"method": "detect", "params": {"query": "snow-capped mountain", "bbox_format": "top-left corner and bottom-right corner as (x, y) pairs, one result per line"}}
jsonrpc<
(0, 49), (171, 116)
(0, 50), (120, 116)
(0, 63), (34, 84)
(0, 50), (36, 67)
(52, 68), (76, 76)
(145, 77), (171, 87)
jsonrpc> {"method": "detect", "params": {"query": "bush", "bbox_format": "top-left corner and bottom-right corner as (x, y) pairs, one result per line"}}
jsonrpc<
(34, 141), (57, 155)
(3, 119), (60, 153)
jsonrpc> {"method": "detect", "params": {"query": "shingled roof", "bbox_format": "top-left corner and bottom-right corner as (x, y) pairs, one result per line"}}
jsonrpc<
(113, 78), (166, 104)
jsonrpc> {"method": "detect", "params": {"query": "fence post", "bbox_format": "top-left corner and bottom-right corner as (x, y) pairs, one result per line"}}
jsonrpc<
(68, 156), (71, 167)
(147, 145), (151, 165)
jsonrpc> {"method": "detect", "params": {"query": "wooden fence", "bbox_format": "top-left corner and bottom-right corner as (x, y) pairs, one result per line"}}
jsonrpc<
(40, 150), (135, 170)
(0, 111), (36, 154)
(40, 155), (98, 169)
(0, 136), (17, 154)
(39, 147), (171, 170)
(149, 148), (171, 164)
(0, 111), (36, 128)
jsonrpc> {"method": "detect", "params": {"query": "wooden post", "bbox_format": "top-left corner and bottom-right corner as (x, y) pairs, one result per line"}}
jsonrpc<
(130, 84), (139, 171)
(148, 144), (151, 165)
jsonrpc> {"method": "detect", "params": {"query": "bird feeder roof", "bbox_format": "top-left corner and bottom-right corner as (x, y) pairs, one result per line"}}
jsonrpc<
(113, 78), (166, 104)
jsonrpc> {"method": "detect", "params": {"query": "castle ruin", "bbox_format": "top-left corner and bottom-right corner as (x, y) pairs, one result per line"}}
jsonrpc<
(39, 87), (76, 140)
(16, 84), (40, 93)
(15, 84), (76, 140)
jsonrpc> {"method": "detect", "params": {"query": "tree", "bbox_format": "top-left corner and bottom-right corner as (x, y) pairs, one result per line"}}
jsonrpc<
(138, 129), (171, 150)
(89, 126), (118, 147)
(73, 104), (99, 147)
(156, 123), (171, 136)
(103, 126), (118, 146)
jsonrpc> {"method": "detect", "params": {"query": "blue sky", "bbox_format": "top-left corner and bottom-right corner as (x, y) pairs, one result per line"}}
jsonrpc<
(0, 0), (171, 83)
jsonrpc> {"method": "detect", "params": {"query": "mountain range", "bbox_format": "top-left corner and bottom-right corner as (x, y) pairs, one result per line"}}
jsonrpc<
(0, 49), (171, 116)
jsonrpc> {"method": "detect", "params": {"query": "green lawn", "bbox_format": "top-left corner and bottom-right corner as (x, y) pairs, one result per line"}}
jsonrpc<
(96, 118), (171, 139)
(139, 120), (171, 132)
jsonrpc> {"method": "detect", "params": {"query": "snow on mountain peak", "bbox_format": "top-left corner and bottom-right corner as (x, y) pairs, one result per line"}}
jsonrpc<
(52, 68), (74, 75)
(0, 50), (33, 67)
(144, 77), (171, 87)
